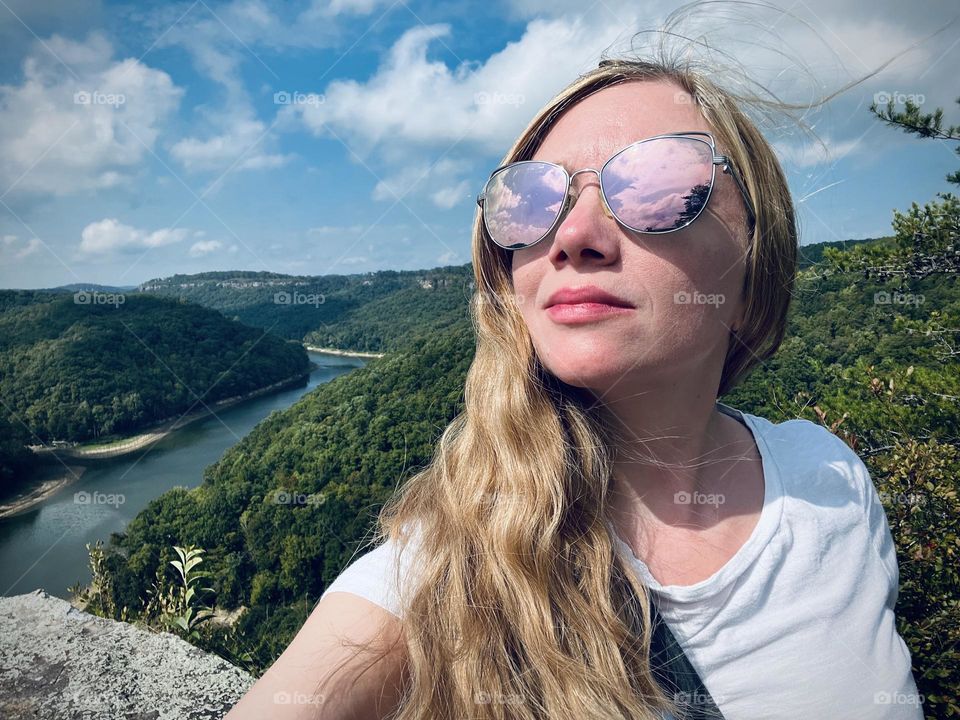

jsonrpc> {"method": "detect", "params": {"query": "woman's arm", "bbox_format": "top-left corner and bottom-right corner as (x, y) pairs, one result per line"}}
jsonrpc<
(225, 591), (408, 720)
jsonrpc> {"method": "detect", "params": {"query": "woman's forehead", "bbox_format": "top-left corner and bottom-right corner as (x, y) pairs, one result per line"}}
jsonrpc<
(531, 80), (711, 167)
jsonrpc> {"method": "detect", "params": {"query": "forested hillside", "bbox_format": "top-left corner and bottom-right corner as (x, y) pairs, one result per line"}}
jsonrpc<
(0, 292), (310, 447)
(100, 325), (475, 662)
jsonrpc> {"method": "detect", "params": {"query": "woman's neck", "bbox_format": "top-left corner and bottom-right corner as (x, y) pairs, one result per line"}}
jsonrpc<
(606, 403), (757, 534)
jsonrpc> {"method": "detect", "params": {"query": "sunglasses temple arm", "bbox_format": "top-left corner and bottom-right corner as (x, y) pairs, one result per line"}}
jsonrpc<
(720, 160), (757, 231)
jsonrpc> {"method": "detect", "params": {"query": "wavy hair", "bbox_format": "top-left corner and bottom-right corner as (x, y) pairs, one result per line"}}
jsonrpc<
(314, 2), (916, 717)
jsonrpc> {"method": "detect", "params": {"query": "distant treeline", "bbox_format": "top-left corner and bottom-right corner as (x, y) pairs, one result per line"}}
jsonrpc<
(139, 266), (474, 345)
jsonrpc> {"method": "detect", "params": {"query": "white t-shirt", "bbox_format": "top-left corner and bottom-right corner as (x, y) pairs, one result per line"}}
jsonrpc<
(320, 404), (924, 719)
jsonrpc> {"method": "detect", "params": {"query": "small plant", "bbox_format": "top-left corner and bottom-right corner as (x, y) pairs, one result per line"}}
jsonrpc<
(68, 539), (127, 621)
(166, 544), (216, 641)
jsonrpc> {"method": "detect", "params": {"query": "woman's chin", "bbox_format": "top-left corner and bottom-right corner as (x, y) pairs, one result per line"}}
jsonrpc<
(542, 353), (640, 391)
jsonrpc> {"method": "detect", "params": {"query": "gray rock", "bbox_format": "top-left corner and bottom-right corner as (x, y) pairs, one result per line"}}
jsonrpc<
(0, 589), (255, 719)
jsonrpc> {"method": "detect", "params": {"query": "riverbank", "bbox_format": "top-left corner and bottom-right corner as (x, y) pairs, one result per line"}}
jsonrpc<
(0, 351), (368, 600)
(303, 344), (385, 358)
(0, 463), (87, 519)
(29, 365), (318, 463)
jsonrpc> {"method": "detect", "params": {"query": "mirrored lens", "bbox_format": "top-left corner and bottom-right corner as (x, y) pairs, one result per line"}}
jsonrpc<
(601, 137), (714, 232)
(482, 162), (567, 249)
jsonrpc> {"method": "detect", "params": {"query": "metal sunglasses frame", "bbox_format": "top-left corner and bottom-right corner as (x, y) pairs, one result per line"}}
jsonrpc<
(476, 130), (757, 250)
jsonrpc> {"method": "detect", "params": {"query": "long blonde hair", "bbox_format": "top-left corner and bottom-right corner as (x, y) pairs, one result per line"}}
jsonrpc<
(316, 6), (911, 718)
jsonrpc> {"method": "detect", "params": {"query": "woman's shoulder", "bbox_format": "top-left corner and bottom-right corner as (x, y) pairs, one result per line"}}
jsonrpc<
(743, 409), (887, 543)
(319, 521), (427, 619)
(743, 409), (869, 494)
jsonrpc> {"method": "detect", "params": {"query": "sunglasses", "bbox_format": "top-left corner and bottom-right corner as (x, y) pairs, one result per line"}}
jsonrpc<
(476, 131), (756, 250)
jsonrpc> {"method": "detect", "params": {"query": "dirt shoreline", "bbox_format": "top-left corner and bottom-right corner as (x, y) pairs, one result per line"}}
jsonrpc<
(304, 344), (385, 358)
(3, 369), (309, 519)
(29, 368), (316, 462)
(0, 463), (87, 519)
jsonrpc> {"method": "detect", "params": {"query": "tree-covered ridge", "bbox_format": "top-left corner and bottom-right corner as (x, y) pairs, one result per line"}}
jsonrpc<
(796, 235), (890, 269)
(0, 292), (310, 445)
(138, 266), (474, 343)
(303, 267), (474, 351)
(0, 289), (62, 313)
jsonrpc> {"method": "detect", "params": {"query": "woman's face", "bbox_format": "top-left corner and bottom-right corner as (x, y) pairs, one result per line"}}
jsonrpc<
(509, 79), (752, 398)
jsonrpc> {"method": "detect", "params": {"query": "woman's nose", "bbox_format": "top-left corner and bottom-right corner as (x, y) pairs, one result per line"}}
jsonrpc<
(549, 173), (621, 263)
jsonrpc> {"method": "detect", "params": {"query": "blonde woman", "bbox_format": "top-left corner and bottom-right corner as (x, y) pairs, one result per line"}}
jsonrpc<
(227, 42), (923, 720)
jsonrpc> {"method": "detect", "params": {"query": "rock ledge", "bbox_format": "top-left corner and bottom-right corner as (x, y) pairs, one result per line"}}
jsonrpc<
(0, 589), (254, 719)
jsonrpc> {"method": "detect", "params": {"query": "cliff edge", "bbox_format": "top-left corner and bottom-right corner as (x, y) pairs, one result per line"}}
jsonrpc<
(0, 589), (254, 719)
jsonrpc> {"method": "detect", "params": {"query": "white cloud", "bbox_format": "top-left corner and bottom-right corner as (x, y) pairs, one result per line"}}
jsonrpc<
(282, 16), (639, 210)
(188, 239), (224, 256)
(284, 18), (627, 156)
(0, 31), (183, 196)
(436, 250), (461, 265)
(299, 0), (395, 18)
(371, 157), (473, 208)
(16, 237), (44, 258)
(153, 0), (359, 175)
(150, 0), (348, 54)
(79, 218), (191, 254)
(1, 234), (44, 259)
(430, 179), (472, 209)
(170, 117), (292, 173)
(283, 1), (957, 161)
(307, 224), (366, 236)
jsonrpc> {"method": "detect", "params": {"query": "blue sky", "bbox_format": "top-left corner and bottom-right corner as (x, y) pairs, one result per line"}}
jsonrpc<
(0, 0), (957, 289)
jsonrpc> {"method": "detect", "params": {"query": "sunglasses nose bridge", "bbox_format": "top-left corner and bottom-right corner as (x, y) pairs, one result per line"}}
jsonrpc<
(562, 166), (611, 218)
(563, 167), (602, 204)
(567, 167), (602, 185)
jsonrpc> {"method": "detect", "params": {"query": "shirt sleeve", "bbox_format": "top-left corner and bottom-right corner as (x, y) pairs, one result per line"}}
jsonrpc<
(838, 437), (900, 609)
(319, 521), (426, 618)
(319, 540), (404, 617)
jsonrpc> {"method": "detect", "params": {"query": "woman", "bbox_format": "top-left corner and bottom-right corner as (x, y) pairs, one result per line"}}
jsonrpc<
(227, 51), (923, 720)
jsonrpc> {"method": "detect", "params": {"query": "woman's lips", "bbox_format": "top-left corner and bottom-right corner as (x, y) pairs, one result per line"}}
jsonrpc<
(545, 302), (635, 324)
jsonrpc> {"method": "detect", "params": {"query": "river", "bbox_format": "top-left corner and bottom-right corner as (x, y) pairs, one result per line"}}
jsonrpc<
(0, 350), (367, 600)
